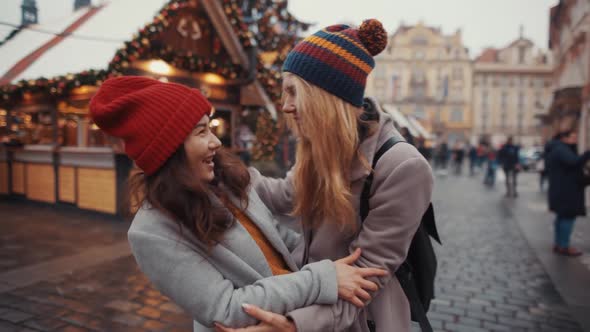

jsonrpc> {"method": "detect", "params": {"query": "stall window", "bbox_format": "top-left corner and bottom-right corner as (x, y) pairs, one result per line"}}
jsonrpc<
(9, 110), (55, 145)
(211, 109), (232, 147)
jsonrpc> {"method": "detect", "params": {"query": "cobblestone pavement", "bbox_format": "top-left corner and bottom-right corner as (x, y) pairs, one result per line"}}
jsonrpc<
(0, 256), (192, 332)
(422, 171), (585, 332)
(0, 171), (587, 332)
(0, 201), (127, 272)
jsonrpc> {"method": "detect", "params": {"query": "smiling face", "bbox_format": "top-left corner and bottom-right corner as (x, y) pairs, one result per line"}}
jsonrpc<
(184, 115), (222, 183)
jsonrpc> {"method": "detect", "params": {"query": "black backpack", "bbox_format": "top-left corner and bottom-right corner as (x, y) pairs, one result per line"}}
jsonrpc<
(360, 136), (441, 332)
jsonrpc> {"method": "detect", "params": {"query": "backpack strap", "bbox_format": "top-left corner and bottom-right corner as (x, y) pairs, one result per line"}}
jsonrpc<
(360, 135), (404, 221)
(397, 264), (433, 332)
(359, 135), (434, 332)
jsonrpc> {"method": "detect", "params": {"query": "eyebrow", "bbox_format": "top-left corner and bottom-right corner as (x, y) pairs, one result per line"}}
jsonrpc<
(193, 123), (207, 130)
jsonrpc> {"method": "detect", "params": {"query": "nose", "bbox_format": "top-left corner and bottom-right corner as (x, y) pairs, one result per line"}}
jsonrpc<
(209, 134), (222, 150)
(282, 102), (296, 114)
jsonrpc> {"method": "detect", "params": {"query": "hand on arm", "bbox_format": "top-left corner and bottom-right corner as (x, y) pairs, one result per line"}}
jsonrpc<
(218, 249), (388, 331)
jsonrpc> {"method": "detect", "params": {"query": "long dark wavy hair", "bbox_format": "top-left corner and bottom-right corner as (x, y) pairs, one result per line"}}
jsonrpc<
(127, 147), (250, 246)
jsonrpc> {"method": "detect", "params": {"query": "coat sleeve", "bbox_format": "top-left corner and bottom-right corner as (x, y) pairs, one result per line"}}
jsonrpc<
(248, 167), (295, 215)
(128, 229), (337, 328)
(287, 151), (434, 332)
(556, 146), (590, 167)
(269, 215), (302, 253)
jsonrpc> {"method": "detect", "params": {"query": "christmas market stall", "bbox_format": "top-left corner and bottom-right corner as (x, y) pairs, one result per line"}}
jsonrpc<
(0, 0), (308, 214)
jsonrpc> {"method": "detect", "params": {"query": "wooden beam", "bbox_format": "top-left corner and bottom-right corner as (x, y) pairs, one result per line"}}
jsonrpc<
(201, 0), (249, 68)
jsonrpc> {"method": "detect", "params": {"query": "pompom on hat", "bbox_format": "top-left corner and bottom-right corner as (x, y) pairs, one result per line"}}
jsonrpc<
(282, 19), (387, 107)
(89, 76), (212, 175)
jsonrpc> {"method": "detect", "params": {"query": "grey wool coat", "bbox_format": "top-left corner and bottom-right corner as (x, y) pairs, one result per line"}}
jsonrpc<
(128, 188), (338, 332)
(249, 100), (434, 332)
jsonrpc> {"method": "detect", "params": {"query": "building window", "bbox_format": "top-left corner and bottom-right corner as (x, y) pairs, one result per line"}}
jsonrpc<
(518, 91), (525, 108)
(414, 86), (425, 99)
(450, 108), (463, 122)
(412, 35), (428, 45)
(501, 113), (507, 129)
(452, 67), (463, 80)
(452, 87), (463, 101)
(545, 79), (552, 87)
(482, 90), (488, 108)
(414, 105), (426, 119)
(535, 92), (542, 108)
(414, 50), (425, 60)
(492, 77), (499, 87)
(518, 46), (526, 64)
(376, 87), (386, 101)
(501, 91), (508, 107)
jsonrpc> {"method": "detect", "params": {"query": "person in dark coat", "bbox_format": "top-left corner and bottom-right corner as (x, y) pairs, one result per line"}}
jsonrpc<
(498, 136), (521, 197)
(468, 145), (478, 176)
(546, 130), (590, 257)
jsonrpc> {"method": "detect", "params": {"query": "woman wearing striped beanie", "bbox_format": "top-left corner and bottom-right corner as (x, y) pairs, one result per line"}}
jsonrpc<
(228, 19), (435, 332)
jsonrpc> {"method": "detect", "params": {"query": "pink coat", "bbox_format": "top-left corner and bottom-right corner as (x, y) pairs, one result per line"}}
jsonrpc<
(250, 104), (434, 332)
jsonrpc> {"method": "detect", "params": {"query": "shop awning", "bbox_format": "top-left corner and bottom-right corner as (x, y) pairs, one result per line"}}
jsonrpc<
(0, 0), (169, 83)
(382, 104), (420, 137)
(407, 116), (432, 140)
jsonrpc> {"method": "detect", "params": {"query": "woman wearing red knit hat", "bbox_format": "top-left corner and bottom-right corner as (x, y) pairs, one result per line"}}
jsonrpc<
(89, 76), (387, 332)
(221, 19), (434, 332)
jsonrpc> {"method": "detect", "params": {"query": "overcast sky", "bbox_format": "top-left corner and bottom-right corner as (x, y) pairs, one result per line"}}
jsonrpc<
(0, 0), (558, 56)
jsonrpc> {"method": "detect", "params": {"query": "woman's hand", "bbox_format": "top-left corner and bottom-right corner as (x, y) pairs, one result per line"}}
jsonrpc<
(214, 304), (296, 332)
(334, 248), (388, 307)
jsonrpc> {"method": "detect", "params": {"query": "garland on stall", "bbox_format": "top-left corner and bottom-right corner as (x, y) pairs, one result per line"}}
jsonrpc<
(106, 0), (243, 78)
(252, 109), (281, 161)
(0, 0), (309, 161)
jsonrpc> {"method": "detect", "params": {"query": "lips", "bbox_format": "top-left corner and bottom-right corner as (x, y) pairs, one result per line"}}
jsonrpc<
(203, 154), (215, 168)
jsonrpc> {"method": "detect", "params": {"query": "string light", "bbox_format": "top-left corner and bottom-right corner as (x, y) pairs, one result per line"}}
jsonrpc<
(0, 0), (310, 160)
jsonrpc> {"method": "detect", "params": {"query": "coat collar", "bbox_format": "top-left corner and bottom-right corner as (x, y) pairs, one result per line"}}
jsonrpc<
(350, 98), (398, 182)
(211, 187), (299, 276)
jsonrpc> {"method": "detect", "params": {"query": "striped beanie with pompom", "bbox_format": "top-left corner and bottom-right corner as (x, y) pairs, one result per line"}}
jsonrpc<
(282, 19), (387, 107)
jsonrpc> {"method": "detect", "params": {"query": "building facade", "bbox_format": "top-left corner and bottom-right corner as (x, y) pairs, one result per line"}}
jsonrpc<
(548, 0), (590, 152)
(548, 0), (590, 206)
(472, 32), (553, 147)
(367, 22), (473, 143)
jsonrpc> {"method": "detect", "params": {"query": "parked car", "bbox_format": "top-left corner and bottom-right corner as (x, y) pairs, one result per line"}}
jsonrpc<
(519, 147), (542, 171)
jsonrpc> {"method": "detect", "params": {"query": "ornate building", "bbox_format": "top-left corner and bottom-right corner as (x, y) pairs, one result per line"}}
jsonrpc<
(548, 0), (590, 152)
(366, 22), (473, 143)
(472, 29), (553, 147)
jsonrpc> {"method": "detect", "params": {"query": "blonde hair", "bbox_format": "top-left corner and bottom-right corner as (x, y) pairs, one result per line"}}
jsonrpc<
(285, 73), (370, 233)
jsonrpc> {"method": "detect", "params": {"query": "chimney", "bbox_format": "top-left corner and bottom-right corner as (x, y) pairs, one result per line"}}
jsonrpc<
(21, 0), (38, 26)
(74, 0), (92, 11)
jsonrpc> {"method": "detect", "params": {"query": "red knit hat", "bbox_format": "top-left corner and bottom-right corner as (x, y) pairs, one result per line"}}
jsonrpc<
(89, 76), (212, 175)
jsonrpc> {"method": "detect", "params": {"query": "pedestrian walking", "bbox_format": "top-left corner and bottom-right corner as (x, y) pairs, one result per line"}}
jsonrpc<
(89, 76), (386, 332)
(484, 146), (498, 187)
(498, 136), (521, 197)
(468, 144), (478, 176)
(453, 142), (465, 175)
(546, 130), (590, 257)
(221, 19), (435, 332)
